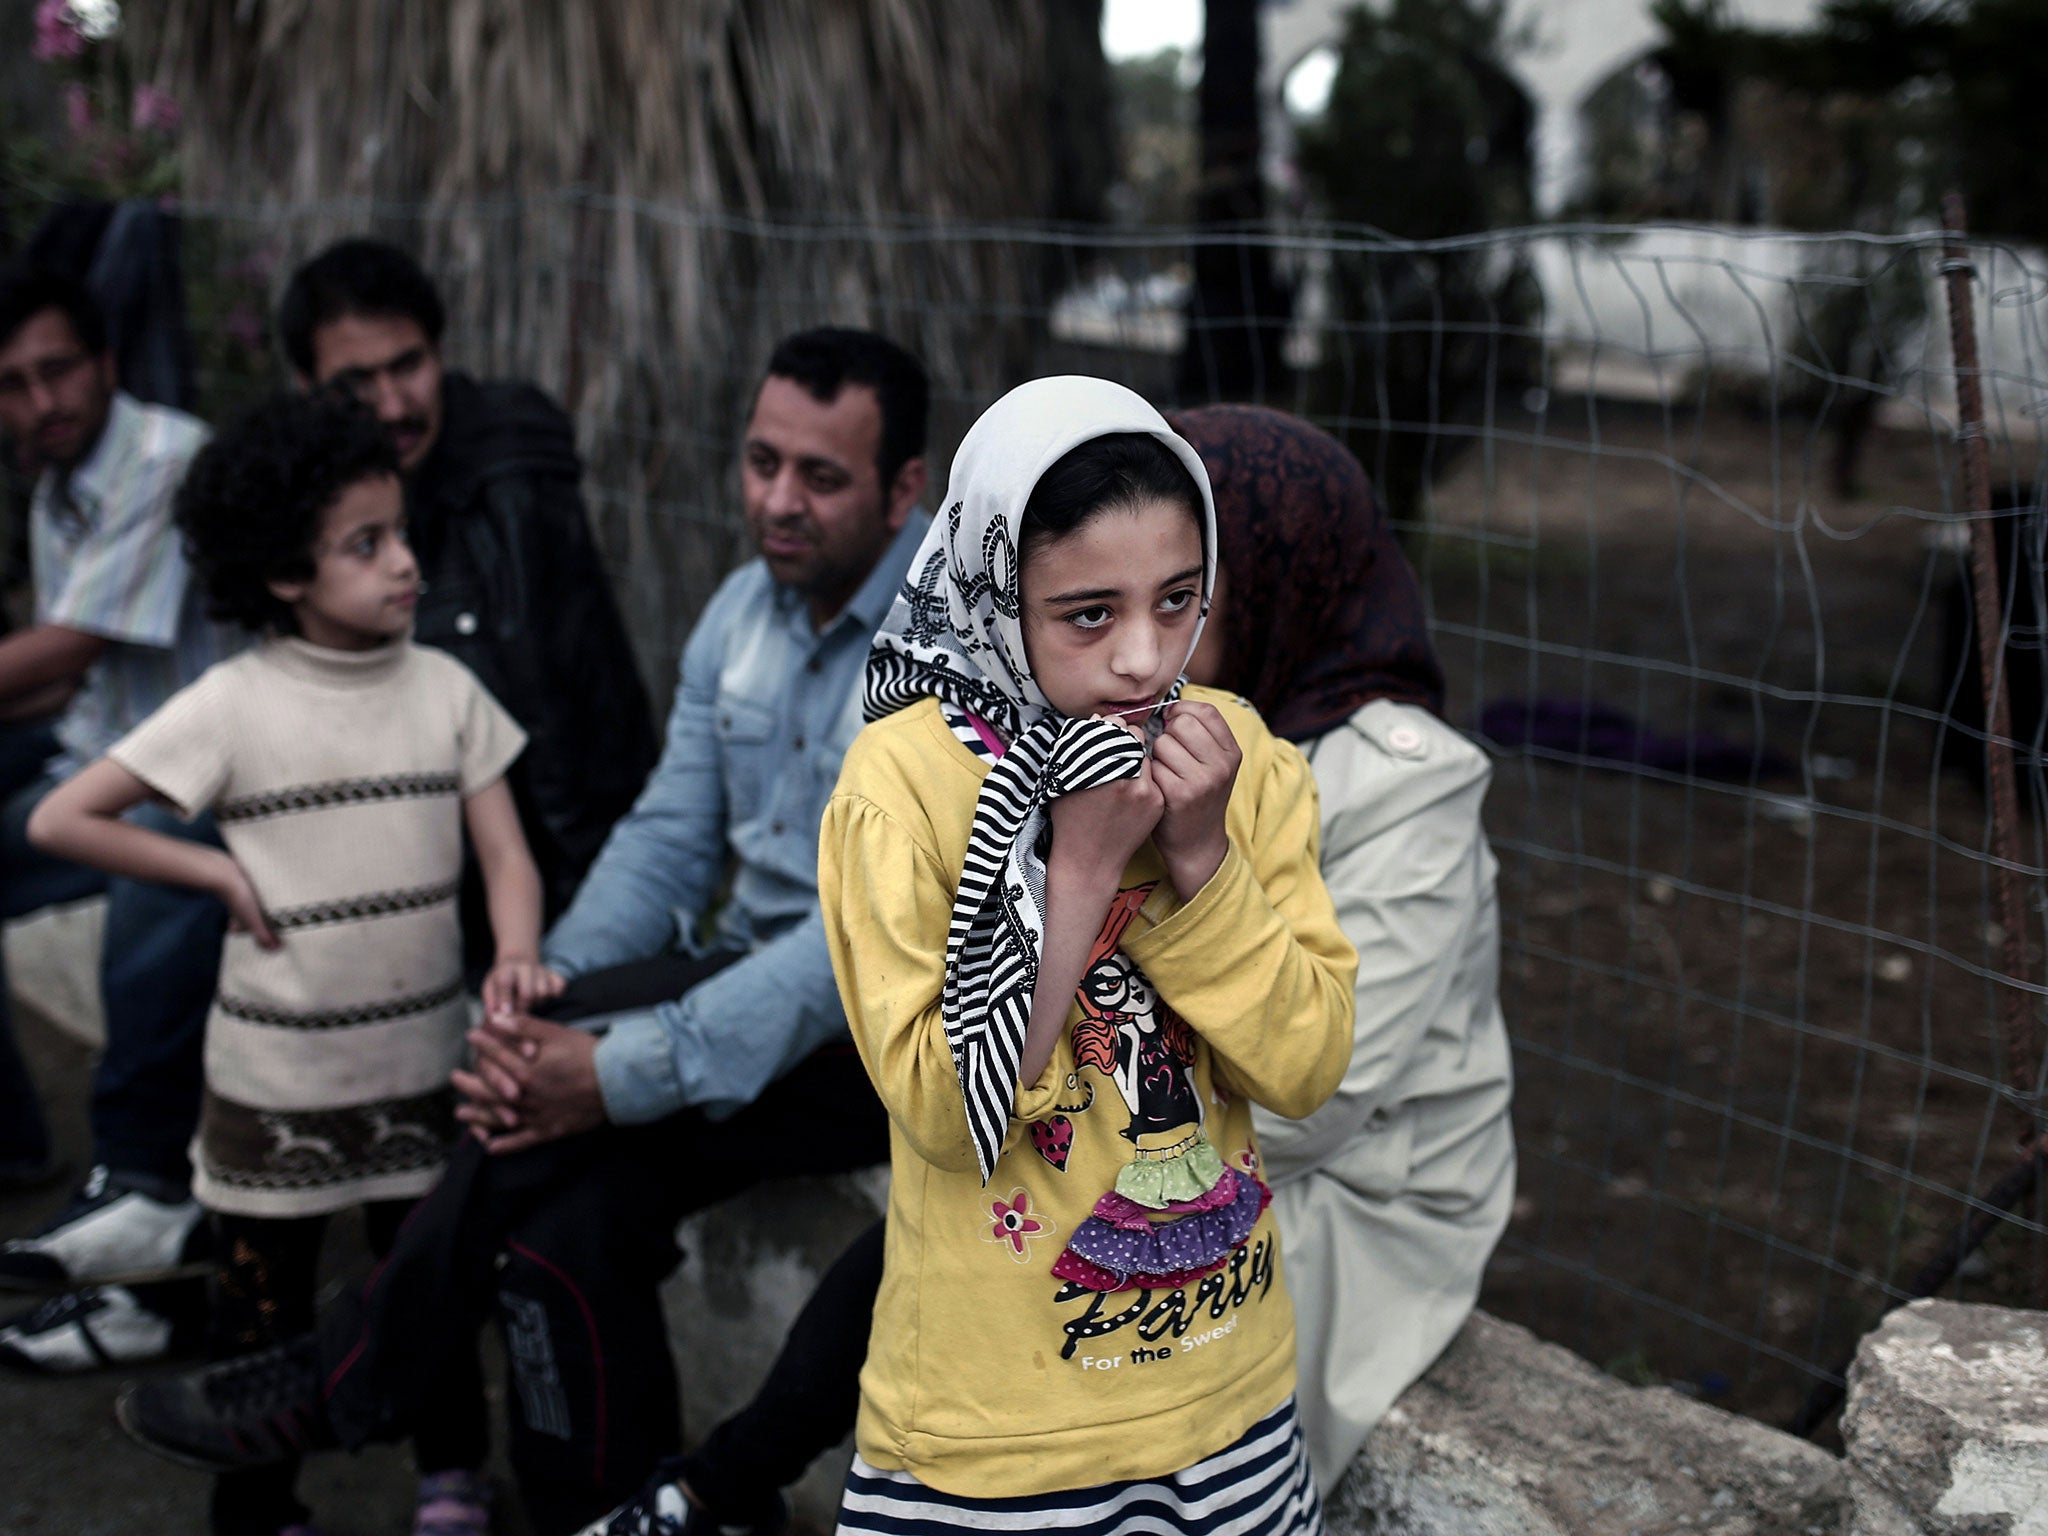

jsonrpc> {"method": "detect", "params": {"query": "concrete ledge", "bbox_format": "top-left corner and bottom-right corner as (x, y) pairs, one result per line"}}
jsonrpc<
(662, 1169), (890, 1529)
(1329, 1312), (1847, 1536)
(5, 896), (105, 1047)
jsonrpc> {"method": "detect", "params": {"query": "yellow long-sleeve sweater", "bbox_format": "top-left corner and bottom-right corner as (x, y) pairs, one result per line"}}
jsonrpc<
(820, 687), (1358, 1498)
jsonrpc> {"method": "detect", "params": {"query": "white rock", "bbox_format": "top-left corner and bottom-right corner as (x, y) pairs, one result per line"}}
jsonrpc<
(1842, 1299), (2048, 1536)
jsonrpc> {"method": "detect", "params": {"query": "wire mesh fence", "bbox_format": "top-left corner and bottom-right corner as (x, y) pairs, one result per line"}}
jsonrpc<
(73, 198), (2048, 1432)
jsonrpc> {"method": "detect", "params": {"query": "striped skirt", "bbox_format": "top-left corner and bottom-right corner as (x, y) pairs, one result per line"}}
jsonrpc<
(835, 1396), (1324, 1535)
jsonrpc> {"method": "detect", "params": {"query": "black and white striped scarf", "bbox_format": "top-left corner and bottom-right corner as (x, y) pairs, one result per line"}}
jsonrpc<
(862, 377), (1216, 1184)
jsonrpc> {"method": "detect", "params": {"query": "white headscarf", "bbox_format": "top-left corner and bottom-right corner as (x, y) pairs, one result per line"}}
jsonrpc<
(864, 377), (1218, 1182)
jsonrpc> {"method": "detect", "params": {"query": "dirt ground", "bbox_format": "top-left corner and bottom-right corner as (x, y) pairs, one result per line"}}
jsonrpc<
(0, 1007), (538, 1536)
(1419, 396), (2048, 1434)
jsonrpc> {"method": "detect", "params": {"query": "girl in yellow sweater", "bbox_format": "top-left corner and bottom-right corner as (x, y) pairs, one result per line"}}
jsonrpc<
(820, 376), (1357, 1533)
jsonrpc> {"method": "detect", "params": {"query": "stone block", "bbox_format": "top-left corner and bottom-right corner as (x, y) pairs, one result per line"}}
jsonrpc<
(1841, 1298), (2048, 1536)
(1328, 1311), (1846, 1536)
(663, 1168), (888, 1531)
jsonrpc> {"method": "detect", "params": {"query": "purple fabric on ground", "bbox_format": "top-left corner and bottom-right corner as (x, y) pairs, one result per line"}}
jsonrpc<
(1479, 698), (1792, 782)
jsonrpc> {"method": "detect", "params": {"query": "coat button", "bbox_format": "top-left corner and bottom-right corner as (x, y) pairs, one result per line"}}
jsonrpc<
(793, 735), (806, 751)
(1387, 725), (1425, 758)
(455, 612), (479, 636)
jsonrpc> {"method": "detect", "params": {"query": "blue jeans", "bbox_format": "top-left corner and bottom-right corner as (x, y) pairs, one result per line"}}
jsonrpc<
(0, 723), (226, 1186)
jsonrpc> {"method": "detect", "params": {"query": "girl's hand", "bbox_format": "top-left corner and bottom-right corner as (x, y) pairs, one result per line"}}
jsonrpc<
(209, 851), (279, 950)
(483, 956), (566, 1019)
(1048, 728), (1165, 887)
(1149, 701), (1241, 901)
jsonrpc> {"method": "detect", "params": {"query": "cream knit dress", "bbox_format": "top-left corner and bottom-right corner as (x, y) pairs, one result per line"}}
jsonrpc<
(110, 636), (526, 1218)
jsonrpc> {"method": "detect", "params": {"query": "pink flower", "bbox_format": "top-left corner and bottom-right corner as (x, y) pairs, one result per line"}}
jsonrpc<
(63, 81), (92, 137)
(224, 303), (266, 354)
(233, 248), (279, 285)
(32, 0), (86, 61)
(132, 84), (180, 135)
(983, 1187), (1052, 1262)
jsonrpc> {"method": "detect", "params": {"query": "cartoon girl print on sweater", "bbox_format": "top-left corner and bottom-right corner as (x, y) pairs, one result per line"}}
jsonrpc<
(1074, 884), (1202, 1130)
(1029, 884), (1205, 1171)
(1079, 956), (1204, 1142)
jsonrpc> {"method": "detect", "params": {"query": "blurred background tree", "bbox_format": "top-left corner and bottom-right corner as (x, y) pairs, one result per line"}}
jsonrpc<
(1576, 0), (2044, 493)
(1108, 44), (1196, 230)
(1292, 0), (1540, 520)
(1039, 0), (1118, 298)
(1298, 0), (1535, 242)
(1585, 0), (2045, 244)
(1176, 0), (1292, 403)
(103, 0), (1091, 677)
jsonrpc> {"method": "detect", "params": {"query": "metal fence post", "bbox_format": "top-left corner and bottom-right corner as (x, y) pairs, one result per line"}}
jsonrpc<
(1939, 192), (2043, 1141)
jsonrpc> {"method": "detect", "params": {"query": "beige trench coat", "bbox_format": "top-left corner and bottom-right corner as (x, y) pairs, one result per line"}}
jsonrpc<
(1254, 698), (1516, 1494)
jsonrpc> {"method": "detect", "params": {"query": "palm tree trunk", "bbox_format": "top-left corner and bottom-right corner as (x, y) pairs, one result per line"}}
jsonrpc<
(1177, 0), (1290, 403)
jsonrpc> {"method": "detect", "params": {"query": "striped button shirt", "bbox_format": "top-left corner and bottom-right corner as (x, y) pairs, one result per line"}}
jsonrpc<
(31, 391), (245, 769)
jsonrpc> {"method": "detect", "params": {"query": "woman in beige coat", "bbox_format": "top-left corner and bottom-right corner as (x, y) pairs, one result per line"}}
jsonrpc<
(1175, 405), (1516, 1495)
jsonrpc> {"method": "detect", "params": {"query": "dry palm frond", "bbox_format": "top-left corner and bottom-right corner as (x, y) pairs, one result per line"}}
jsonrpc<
(124, 0), (1051, 679)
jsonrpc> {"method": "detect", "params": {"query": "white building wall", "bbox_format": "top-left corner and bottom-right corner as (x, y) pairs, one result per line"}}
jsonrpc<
(1261, 0), (1828, 214)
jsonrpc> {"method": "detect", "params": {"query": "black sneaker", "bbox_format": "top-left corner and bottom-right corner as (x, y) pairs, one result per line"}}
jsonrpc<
(114, 1334), (334, 1472)
(571, 1459), (788, 1536)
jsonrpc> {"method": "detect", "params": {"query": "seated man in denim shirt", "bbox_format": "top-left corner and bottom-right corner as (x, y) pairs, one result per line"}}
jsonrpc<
(117, 328), (931, 1536)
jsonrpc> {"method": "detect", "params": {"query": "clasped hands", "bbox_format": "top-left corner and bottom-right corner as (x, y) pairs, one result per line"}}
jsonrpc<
(1054, 700), (1241, 901)
(451, 960), (607, 1153)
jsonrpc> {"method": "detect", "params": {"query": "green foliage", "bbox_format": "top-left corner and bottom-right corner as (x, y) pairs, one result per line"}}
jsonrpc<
(1603, 1346), (1665, 1388)
(1294, 0), (1533, 241)
(1633, 0), (2048, 245)
(1612, 1), (2045, 491)
(2, 3), (273, 421)
(3, 4), (179, 220)
(1115, 50), (1192, 138)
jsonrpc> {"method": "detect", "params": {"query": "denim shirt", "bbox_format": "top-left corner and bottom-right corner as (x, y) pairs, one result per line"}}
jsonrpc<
(543, 510), (930, 1122)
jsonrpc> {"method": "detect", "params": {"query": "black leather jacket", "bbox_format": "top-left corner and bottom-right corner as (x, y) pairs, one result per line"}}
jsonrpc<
(407, 372), (658, 921)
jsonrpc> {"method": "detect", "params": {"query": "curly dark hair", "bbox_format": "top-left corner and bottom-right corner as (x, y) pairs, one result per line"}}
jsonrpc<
(175, 390), (400, 634)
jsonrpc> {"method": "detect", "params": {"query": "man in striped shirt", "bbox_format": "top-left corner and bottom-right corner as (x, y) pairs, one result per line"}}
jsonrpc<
(0, 264), (242, 1369)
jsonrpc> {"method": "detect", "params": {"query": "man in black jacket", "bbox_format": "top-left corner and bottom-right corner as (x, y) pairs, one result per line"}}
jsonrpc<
(0, 246), (663, 1379)
(276, 240), (658, 935)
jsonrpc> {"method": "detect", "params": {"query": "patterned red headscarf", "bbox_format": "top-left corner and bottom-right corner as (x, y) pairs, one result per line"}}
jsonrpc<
(1169, 405), (1444, 742)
